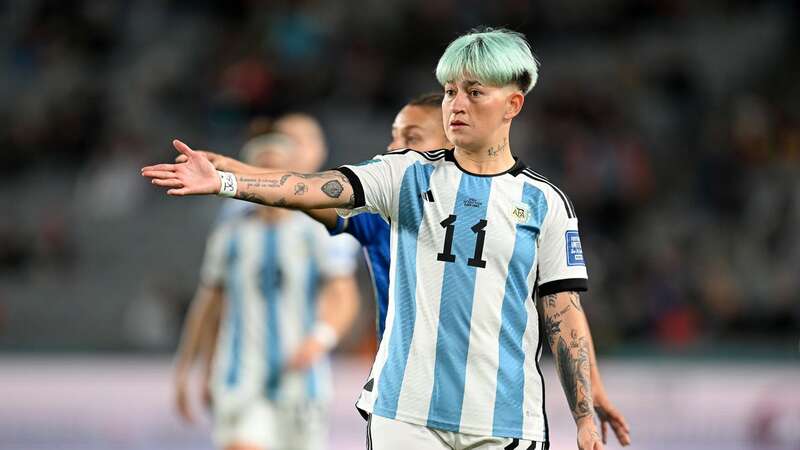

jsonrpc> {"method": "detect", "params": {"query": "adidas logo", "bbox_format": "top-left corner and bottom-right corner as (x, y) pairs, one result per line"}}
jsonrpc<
(421, 190), (435, 202)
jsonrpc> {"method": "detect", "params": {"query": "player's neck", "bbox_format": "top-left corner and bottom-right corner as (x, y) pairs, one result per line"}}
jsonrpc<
(454, 136), (515, 175)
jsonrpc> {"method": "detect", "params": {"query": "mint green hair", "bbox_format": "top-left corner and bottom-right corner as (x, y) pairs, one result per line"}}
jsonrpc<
(435, 28), (539, 94)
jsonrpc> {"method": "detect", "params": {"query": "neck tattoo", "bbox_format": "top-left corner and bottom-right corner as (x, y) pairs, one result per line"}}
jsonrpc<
(487, 138), (507, 157)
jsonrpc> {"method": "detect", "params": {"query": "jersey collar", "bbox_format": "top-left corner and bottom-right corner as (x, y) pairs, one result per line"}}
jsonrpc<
(444, 148), (528, 177)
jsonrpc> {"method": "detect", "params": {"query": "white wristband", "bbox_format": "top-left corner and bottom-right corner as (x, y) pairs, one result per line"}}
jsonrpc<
(312, 322), (339, 350)
(217, 171), (237, 197)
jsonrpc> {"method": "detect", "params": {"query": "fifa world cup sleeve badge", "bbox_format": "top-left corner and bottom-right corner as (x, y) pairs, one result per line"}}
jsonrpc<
(565, 230), (585, 266)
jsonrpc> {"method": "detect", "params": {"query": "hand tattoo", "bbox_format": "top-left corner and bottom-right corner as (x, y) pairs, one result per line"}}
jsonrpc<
(294, 182), (307, 195)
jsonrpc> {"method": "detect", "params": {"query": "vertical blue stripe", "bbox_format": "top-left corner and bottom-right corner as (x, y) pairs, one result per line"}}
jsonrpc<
(305, 240), (321, 400)
(492, 184), (548, 436)
(225, 233), (242, 387)
(260, 226), (282, 399)
(427, 175), (493, 431)
(364, 236), (390, 340)
(374, 162), (435, 418)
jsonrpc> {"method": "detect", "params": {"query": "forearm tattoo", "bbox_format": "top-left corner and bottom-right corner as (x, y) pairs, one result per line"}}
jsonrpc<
(321, 180), (344, 198)
(234, 171), (354, 208)
(556, 330), (593, 421)
(541, 292), (594, 422)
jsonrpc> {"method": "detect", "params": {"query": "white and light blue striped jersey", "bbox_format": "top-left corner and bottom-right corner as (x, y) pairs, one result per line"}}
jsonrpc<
(337, 149), (588, 442)
(200, 211), (359, 407)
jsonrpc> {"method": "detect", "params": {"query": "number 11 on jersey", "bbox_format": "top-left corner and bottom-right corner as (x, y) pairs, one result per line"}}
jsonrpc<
(436, 214), (488, 268)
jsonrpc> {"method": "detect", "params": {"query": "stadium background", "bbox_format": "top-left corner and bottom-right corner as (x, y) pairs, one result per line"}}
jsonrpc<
(1, 0), (798, 449)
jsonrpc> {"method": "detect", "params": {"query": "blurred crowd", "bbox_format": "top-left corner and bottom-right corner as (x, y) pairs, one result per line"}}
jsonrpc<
(1, 0), (798, 352)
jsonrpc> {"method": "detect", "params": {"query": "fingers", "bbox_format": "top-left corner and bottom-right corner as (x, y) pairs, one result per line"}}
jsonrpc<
(616, 414), (630, 434)
(601, 420), (608, 444)
(607, 407), (631, 445)
(173, 139), (195, 157)
(612, 425), (631, 446)
(143, 170), (177, 180)
(175, 389), (194, 424)
(152, 178), (183, 188)
(142, 163), (178, 173)
(175, 154), (188, 163)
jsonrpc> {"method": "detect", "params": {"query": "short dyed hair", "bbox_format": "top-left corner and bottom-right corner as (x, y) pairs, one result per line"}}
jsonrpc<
(407, 92), (444, 108)
(435, 27), (539, 94)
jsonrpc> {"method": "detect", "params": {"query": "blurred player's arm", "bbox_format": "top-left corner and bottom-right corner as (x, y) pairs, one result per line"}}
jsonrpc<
(287, 275), (360, 370)
(175, 149), (343, 229)
(584, 319), (631, 446)
(142, 140), (355, 209)
(173, 283), (224, 423)
(199, 288), (222, 410)
(541, 291), (604, 450)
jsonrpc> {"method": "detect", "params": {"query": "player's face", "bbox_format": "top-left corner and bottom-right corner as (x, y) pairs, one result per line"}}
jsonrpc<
(442, 80), (519, 150)
(388, 105), (451, 151)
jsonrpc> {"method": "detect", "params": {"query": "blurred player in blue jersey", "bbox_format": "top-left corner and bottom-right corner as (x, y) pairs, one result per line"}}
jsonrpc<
(145, 27), (627, 450)
(171, 134), (360, 450)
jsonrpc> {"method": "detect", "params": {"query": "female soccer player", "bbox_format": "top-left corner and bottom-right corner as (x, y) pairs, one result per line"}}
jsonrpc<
(144, 28), (615, 450)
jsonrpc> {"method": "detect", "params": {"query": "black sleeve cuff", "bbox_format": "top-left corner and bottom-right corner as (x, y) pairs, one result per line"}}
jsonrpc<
(334, 167), (365, 208)
(537, 278), (588, 297)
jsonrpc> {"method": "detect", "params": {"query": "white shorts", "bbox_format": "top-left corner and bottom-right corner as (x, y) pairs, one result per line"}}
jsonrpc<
(367, 414), (546, 450)
(213, 397), (327, 450)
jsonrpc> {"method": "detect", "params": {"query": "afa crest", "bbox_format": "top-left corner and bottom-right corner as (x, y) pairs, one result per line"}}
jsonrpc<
(510, 203), (530, 224)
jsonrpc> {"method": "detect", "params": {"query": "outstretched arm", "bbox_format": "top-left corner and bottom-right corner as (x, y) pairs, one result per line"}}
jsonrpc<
(177, 149), (345, 230)
(142, 140), (356, 210)
(173, 284), (223, 423)
(541, 291), (604, 450)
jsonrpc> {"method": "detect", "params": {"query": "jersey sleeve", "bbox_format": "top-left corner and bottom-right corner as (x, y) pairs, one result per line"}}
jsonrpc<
(536, 192), (589, 297)
(199, 225), (230, 287)
(335, 151), (418, 220)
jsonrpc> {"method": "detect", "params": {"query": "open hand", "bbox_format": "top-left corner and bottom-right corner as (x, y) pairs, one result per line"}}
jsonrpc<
(142, 140), (220, 196)
(175, 149), (231, 171)
(594, 390), (631, 445)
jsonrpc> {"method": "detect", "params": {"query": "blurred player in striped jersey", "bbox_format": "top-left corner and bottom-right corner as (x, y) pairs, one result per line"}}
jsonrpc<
(145, 28), (626, 449)
(171, 133), (360, 450)
(183, 92), (631, 447)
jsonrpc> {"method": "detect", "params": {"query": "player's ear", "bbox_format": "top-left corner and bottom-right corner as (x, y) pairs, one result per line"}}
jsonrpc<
(504, 89), (525, 120)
